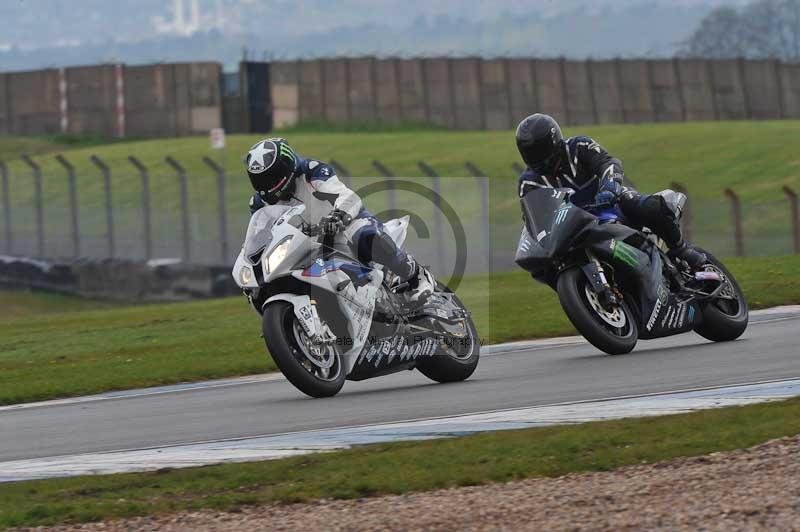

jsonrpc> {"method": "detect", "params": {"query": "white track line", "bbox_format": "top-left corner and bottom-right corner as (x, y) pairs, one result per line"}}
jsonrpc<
(2, 378), (798, 483)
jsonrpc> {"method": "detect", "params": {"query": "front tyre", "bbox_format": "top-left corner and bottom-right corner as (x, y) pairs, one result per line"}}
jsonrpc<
(416, 288), (480, 383)
(693, 250), (748, 342)
(262, 301), (345, 398)
(557, 267), (638, 355)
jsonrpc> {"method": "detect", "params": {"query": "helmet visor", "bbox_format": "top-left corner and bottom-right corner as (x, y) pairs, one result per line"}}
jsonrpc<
(520, 138), (560, 174)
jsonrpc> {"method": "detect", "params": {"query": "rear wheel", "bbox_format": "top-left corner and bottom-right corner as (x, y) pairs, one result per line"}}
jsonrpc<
(693, 250), (748, 342)
(263, 301), (345, 398)
(416, 288), (480, 383)
(557, 267), (638, 355)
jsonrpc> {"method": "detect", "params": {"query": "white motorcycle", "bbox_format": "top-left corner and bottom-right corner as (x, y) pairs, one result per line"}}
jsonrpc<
(232, 204), (480, 397)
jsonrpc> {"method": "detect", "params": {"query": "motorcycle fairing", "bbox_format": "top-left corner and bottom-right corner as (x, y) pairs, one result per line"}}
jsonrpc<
(516, 188), (701, 341)
(301, 258), (373, 280)
(348, 334), (439, 381)
(264, 293), (322, 338)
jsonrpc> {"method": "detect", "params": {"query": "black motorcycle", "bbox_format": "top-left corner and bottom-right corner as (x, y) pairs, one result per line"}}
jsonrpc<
(514, 188), (748, 355)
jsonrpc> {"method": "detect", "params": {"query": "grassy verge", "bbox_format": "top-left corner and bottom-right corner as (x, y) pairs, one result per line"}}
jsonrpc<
(1, 396), (799, 529)
(1, 254), (799, 406)
(3, 121), (800, 201)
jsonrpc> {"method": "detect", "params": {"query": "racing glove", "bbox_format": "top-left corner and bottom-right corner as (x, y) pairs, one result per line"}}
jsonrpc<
(320, 209), (353, 236)
(593, 174), (625, 208)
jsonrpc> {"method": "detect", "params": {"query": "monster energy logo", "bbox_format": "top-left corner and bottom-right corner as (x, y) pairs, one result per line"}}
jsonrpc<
(612, 240), (639, 267)
(554, 206), (570, 225)
(280, 143), (295, 162)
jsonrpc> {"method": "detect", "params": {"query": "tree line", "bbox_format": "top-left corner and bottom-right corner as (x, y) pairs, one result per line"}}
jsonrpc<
(683, 0), (800, 61)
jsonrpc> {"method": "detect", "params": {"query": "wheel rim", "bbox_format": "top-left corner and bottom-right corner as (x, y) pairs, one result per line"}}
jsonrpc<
(703, 264), (743, 317)
(581, 282), (634, 338)
(584, 284), (628, 328)
(291, 319), (341, 382)
(441, 319), (477, 360)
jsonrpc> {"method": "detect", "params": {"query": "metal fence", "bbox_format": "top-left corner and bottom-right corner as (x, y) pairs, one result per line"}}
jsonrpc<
(0, 156), (798, 276)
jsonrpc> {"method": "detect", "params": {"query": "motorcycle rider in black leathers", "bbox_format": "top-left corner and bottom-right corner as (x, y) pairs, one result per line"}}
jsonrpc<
(515, 113), (707, 269)
(245, 137), (435, 302)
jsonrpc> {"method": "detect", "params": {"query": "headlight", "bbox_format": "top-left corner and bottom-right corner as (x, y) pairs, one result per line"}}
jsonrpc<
(265, 237), (292, 274)
(240, 265), (253, 285)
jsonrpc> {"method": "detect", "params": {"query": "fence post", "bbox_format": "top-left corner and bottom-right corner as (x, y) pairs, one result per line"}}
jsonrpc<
(418, 161), (445, 273)
(0, 160), (11, 254)
(21, 155), (44, 257)
(55, 154), (80, 258)
(372, 160), (396, 213)
(329, 158), (351, 187)
(670, 181), (692, 242)
(165, 156), (191, 263)
(128, 156), (152, 260)
(202, 156), (229, 264)
(90, 155), (114, 258)
(783, 186), (800, 254)
(465, 162), (492, 272)
(724, 188), (744, 257)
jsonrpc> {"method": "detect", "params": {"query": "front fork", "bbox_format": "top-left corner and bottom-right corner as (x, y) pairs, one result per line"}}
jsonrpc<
(582, 251), (619, 309)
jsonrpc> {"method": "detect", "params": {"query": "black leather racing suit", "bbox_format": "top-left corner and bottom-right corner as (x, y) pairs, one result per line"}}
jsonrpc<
(517, 135), (683, 247)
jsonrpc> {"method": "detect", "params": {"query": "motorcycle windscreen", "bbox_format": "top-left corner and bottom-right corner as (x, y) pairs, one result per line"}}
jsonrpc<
(243, 205), (293, 260)
(519, 188), (596, 258)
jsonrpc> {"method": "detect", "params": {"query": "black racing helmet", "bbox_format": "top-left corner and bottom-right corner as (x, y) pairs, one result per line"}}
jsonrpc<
(515, 113), (564, 175)
(245, 138), (298, 204)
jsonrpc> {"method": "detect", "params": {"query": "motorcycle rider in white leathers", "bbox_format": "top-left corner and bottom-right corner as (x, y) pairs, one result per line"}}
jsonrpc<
(245, 137), (434, 302)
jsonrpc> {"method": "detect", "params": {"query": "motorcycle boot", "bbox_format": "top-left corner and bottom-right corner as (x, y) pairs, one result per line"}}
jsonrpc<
(668, 240), (708, 271)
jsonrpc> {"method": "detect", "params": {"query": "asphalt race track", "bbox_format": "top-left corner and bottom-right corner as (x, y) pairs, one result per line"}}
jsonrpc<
(2, 310), (798, 464)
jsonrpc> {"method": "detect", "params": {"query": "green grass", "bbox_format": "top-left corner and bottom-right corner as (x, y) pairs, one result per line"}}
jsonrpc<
(2, 121), (797, 260)
(2, 121), (799, 201)
(1, 396), (799, 529)
(1, 254), (799, 406)
(0, 134), (139, 161)
(0, 291), (120, 319)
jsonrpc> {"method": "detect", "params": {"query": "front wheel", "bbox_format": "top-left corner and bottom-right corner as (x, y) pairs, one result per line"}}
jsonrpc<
(263, 301), (345, 398)
(557, 267), (638, 355)
(416, 288), (480, 383)
(693, 250), (748, 342)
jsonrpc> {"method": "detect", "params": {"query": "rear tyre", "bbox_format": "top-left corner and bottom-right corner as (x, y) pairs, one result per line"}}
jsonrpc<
(693, 250), (748, 342)
(416, 287), (480, 383)
(263, 301), (345, 398)
(557, 267), (638, 355)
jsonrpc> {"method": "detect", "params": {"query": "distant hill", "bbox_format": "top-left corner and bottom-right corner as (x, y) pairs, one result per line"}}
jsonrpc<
(0, 0), (743, 71)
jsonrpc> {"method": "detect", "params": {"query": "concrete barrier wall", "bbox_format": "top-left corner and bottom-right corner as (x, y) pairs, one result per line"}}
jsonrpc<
(374, 59), (402, 124)
(66, 65), (118, 137)
(617, 60), (655, 123)
(562, 60), (596, 125)
(709, 59), (747, 120)
(270, 61), (300, 128)
(506, 59), (540, 128)
(741, 60), (782, 120)
(397, 58), (427, 123)
(0, 62), (221, 138)
(323, 59), (349, 124)
(6, 69), (61, 135)
(650, 60), (686, 122)
(285, 57), (800, 129)
(423, 58), (454, 127)
(0, 73), (11, 135)
(675, 59), (714, 121)
(589, 60), (624, 124)
(4, 57), (800, 138)
(348, 57), (377, 123)
(298, 60), (325, 123)
(450, 58), (483, 130)
(533, 60), (569, 125)
(780, 63), (800, 119)
(481, 59), (512, 130)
